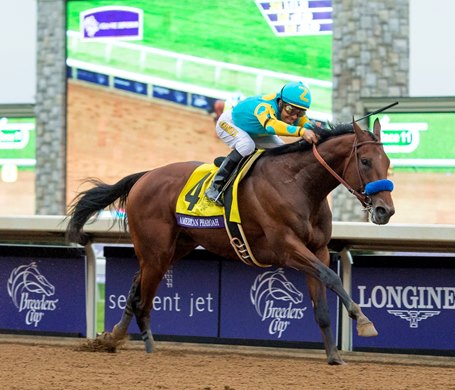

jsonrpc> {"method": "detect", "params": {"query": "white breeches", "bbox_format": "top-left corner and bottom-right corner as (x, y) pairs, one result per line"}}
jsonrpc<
(215, 110), (284, 157)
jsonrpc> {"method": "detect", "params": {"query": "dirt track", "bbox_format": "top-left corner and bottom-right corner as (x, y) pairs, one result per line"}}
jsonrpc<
(1, 337), (454, 390)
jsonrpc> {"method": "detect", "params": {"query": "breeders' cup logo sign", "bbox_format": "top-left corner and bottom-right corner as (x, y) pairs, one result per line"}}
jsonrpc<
(358, 285), (455, 328)
(80, 6), (143, 40)
(7, 262), (59, 327)
(250, 268), (307, 338)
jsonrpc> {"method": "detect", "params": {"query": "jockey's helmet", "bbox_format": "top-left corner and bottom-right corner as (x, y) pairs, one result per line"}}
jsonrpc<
(280, 81), (312, 110)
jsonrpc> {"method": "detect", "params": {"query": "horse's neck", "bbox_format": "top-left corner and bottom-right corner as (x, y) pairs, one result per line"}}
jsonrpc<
(317, 134), (355, 174)
(263, 135), (355, 201)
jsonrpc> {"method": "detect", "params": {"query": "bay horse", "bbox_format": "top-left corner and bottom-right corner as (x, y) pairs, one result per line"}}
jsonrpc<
(66, 119), (395, 365)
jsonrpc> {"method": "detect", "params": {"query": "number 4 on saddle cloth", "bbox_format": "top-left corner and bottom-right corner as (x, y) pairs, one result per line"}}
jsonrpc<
(175, 150), (269, 267)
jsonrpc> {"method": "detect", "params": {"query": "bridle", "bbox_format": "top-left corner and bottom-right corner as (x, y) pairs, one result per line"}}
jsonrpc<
(312, 138), (386, 211)
(310, 103), (398, 211)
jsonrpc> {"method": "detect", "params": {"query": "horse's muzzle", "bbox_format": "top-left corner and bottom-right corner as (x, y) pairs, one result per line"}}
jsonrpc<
(370, 200), (395, 225)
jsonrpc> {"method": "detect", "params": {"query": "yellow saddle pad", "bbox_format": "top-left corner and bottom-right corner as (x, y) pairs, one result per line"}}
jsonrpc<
(176, 163), (224, 228)
(175, 151), (263, 228)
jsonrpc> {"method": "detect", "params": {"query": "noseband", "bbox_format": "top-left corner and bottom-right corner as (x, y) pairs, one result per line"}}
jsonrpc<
(312, 140), (394, 210)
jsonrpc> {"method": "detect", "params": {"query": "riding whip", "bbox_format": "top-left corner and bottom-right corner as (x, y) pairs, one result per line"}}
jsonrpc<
(354, 101), (399, 123)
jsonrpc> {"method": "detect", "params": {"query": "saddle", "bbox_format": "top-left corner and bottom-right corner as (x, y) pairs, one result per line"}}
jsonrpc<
(175, 150), (270, 267)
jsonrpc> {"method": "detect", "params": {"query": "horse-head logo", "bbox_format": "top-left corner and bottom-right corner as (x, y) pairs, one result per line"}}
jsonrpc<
(250, 268), (304, 317)
(7, 262), (55, 308)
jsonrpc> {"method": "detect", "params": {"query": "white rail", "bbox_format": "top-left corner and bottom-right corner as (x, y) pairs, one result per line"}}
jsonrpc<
(67, 30), (333, 92)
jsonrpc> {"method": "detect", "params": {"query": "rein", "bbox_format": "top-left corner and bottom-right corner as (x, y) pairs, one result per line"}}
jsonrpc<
(312, 144), (371, 208)
(312, 136), (394, 210)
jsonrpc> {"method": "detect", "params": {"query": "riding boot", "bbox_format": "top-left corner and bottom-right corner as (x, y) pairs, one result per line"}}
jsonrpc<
(205, 149), (243, 206)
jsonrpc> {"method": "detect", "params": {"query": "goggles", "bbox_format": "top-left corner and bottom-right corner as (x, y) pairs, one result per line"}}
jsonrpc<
(282, 103), (306, 117)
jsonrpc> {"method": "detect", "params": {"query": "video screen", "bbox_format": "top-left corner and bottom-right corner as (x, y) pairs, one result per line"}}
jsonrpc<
(369, 112), (455, 172)
(0, 116), (36, 215)
(66, 0), (333, 202)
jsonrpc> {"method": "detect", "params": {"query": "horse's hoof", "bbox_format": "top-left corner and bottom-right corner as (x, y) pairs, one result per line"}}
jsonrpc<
(76, 332), (127, 353)
(328, 356), (346, 365)
(357, 321), (378, 337)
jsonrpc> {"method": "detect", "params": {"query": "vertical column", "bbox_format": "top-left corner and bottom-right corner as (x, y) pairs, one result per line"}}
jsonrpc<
(35, 0), (67, 214)
(331, 0), (409, 221)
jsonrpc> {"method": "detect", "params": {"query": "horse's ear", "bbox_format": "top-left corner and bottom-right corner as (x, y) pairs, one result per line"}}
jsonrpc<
(373, 118), (381, 141)
(352, 120), (364, 139)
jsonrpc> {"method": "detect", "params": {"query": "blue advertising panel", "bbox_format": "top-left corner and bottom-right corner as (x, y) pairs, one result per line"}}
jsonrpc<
(113, 77), (148, 96)
(352, 255), (455, 352)
(76, 68), (109, 86)
(255, 0), (333, 36)
(191, 94), (217, 111)
(220, 260), (339, 343)
(104, 247), (219, 337)
(80, 6), (143, 40)
(152, 85), (188, 105)
(0, 246), (86, 336)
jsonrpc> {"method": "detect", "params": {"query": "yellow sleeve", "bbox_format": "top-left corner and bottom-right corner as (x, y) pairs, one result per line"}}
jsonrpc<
(255, 103), (306, 137)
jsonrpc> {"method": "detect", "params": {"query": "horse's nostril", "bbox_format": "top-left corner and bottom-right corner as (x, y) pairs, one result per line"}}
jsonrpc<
(372, 205), (395, 225)
(376, 206), (387, 218)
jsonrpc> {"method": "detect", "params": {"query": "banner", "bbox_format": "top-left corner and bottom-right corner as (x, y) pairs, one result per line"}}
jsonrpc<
(104, 247), (219, 337)
(0, 246), (86, 336)
(352, 255), (455, 352)
(104, 246), (340, 346)
(220, 260), (338, 343)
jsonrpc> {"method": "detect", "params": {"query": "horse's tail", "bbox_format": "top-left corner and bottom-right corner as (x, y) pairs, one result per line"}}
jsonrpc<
(66, 171), (148, 245)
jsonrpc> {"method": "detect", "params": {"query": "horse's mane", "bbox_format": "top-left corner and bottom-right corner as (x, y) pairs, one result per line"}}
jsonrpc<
(263, 122), (370, 156)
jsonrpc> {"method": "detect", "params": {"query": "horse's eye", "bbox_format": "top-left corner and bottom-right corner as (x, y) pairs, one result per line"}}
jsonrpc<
(360, 158), (371, 167)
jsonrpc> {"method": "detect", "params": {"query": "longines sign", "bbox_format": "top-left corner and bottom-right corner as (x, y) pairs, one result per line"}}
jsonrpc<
(352, 256), (455, 351)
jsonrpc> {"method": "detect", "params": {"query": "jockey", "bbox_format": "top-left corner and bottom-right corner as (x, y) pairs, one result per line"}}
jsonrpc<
(205, 81), (319, 205)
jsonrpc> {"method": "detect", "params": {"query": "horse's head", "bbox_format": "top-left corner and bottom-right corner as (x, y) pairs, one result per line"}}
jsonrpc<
(343, 119), (395, 225)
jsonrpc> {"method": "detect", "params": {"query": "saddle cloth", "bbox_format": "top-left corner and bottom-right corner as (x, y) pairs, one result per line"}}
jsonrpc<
(175, 150), (269, 267)
(175, 150), (263, 227)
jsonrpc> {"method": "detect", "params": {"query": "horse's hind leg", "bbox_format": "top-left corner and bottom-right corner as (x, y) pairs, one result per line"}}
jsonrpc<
(94, 271), (139, 352)
(132, 262), (166, 353)
(110, 271), (141, 341)
(132, 238), (197, 353)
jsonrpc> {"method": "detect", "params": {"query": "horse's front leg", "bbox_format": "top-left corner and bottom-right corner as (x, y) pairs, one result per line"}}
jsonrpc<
(314, 260), (378, 338)
(283, 238), (377, 340)
(305, 247), (344, 365)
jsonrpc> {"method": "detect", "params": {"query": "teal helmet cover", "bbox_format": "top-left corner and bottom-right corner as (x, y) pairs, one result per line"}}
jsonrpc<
(280, 81), (312, 110)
